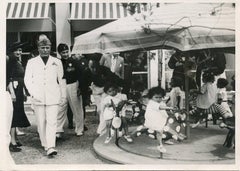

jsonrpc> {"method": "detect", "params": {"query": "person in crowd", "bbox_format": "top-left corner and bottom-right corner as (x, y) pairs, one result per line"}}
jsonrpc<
(1, 57), (15, 165)
(99, 52), (124, 79)
(166, 78), (185, 110)
(101, 82), (133, 144)
(231, 75), (235, 91)
(24, 34), (66, 156)
(195, 49), (226, 88)
(168, 50), (197, 91)
(216, 78), (233, 119)
(72, 53), (90, 131)
(190, 71), (233, 128)
(141, 86), (173, 153)
(57, 43), (84, 138)
(2, 55), (18, 165)
(7, 42), (31, 152)
(83, 59), (125, 135)
(121, 52), (133, 97)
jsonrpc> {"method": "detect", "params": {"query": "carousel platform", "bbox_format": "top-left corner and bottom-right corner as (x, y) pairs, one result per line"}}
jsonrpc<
(93, 124), (235, 164)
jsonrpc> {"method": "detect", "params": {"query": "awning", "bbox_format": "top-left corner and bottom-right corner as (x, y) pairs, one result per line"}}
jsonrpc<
(69, 3), (147, 31)
(6, 2), (55, 32)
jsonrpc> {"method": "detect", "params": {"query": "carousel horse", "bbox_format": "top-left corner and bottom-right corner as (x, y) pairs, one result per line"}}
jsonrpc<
(131, 109), (187, 142)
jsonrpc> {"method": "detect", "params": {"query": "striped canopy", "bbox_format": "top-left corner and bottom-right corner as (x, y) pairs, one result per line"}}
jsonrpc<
(6, 2), (50, 19)
(72, 3), (235, 54)
(69, 3), (135, 20)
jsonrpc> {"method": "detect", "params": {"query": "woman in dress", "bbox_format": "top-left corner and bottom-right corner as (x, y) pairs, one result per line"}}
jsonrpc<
(8, 42), (31, 152)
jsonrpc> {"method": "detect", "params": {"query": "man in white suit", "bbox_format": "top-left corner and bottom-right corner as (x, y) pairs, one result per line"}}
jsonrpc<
(99, 52), (124, 79)
(24, 34), (66, 157)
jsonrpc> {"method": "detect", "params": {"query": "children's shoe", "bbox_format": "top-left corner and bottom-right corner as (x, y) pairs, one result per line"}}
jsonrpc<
(76, 132), (83, 136)
(157, 146), (167, 153)
(179, 133), (187, 140)
(104, 136), (112, 144)
(136, 132), (141, 137)
(164, 139), (174, 145)
(148, 134), (155, 139)
(172, 135), (178, 140)
(191, 121), (200, 128)
(124, 135), (133, 143)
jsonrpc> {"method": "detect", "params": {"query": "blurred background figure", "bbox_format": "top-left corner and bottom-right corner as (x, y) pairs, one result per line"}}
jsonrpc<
(168, 50), (197, 92)
(1, 55), (15, 165)
(99, 52), (124, 79)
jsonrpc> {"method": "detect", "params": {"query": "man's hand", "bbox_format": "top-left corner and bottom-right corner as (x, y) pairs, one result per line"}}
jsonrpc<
(60, 97), (67, 106)
(24, 95), (27, 102)
(11, 94), (16, 102)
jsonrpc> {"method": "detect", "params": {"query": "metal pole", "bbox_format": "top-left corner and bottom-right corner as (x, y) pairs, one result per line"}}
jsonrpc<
(184, 55), (190, 139)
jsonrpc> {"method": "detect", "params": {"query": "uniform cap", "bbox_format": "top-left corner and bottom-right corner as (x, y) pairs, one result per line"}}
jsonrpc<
(57, 43), (69, 53)
(37, 34), (51, 46)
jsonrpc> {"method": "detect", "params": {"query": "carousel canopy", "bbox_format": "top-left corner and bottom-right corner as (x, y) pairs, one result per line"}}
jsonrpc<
(72, 3), (235, 54)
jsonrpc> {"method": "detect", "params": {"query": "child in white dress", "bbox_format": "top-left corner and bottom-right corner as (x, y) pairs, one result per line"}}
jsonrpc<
(144, 87), (174, 153)
(101, 82), (132, 144)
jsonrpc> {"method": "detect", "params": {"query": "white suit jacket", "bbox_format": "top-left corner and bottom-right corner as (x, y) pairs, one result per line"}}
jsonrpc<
(24, 55), (66, 105)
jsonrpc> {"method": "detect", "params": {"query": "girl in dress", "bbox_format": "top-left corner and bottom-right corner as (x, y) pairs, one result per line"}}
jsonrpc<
(190, 71), (232, 128)
(143, 86), (173, 153)
(101, 82), (132, 144)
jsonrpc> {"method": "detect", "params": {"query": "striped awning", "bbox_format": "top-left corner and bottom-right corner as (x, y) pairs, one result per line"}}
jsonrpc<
(7, 2), (50, 19)
(70, 3), (147, 20)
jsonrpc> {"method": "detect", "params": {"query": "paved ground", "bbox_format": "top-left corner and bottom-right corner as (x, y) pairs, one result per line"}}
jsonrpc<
(10, 106), (114, 164)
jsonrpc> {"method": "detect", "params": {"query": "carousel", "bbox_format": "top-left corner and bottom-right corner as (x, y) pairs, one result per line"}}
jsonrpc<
(72, 3), (235, 163)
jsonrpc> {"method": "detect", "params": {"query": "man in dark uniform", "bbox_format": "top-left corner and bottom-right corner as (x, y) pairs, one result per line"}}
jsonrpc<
(73, 53), (90, 131)
(56, 43), (84, 138)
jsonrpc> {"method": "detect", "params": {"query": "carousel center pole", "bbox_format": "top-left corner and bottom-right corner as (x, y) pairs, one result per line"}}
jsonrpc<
(184, 55), (190, 139)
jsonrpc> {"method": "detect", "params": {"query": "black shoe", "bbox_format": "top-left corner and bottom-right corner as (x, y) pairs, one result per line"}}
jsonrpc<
(16, 141), (22, 147)
(84, 125), (88, 131)
(9, 143), (22, 152)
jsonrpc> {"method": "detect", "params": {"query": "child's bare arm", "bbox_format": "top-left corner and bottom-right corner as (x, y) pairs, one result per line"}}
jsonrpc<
(159, 106), (176, 110)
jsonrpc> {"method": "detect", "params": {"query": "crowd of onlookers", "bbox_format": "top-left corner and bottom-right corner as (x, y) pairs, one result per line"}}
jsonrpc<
(4, 34), (235, 159)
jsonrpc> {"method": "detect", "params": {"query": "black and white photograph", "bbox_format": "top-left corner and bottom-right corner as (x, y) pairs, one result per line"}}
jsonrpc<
(0, 1), (238, 170)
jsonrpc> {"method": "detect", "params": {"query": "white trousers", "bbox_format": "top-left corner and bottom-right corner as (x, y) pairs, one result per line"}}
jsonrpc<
(57, 82), (84, 134)
(34, 105), (58, 149)
(0, 92), (14, 166)
(5, 92), (13, 146)
(93, 93), (107, 135)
